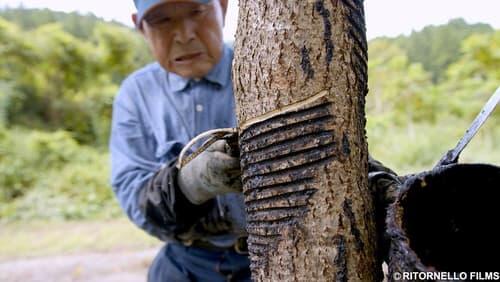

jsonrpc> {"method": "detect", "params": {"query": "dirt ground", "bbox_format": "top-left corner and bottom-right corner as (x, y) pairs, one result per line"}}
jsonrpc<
(0, 246), (390, 282)
(0, 249), (158, 282)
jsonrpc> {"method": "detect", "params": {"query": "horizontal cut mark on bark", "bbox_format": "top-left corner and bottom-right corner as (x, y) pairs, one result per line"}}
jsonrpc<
(238, 91), (342, 277)
(242, 143), (338, 180)
(241, 131), (335, 166)
(239, 90), (329, 131)
(243, 156), (334, 188)
(247, 215), (297, 227)
(243, 169), (315, 191)
(240, 115), (336, 153)
(245, 189), (317, 211)
(250, 257), (268, 270)
(247, 205), (309, 222)
(247, 235), (279, 246)
(247, 218), (296, 237)
(240, 102), (333, 143)
(244, 178), (315, 198)
(246, 232), (281, 240)
(249, 243), (270, 254)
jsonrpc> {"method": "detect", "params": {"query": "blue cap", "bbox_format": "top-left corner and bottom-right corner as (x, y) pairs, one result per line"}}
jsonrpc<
(134, 0), (211, 24)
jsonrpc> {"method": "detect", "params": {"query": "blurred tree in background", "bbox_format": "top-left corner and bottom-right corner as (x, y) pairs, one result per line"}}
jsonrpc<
(391, 18), (493, 82)
(367, 27), (499, 172)
(0, 8), (152, 221)
(0, 11), (151, 144)
(0, 8), (110, 39)
(0, 9), (498, 221)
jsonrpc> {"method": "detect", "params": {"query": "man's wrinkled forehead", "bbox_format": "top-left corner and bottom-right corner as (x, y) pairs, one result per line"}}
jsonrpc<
(134, 0), (211, 23)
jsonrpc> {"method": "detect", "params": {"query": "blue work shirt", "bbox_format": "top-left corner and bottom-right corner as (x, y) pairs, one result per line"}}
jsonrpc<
(110, 45), (244, 245)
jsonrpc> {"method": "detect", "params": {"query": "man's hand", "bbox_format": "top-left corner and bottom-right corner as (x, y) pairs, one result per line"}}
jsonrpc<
(177, 140), (242, 204)
(368, 156), (404, 264)
(368, 156), (402, 205)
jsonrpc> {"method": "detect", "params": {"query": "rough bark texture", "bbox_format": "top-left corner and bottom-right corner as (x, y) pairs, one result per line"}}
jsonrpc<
(232, 0), (379, 280)
(386, 164), (500, 281)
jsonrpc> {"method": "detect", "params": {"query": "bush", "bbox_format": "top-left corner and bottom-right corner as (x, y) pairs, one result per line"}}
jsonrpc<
(0, 128), (37, 202)
(3, 155), (121, 221)
(0, 128), (120, 221)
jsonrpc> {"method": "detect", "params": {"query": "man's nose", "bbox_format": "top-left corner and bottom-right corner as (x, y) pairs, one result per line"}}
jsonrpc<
(173, 19), (196, 44)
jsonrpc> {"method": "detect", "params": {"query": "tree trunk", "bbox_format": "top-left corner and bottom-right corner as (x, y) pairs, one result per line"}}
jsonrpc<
(233, 0), (379, 281)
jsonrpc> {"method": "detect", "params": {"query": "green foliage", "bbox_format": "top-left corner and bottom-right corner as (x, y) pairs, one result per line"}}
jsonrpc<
(0, 9), (151, 221)
(367, 39), (437, 125)
(0, 10), (151, 145)
(93, 23), (152, 83)
(0, 7), (110, 39)
(391, 18), (493, 82)
(0, 128), (37, 202)
(0, 129), (77, 200)
(367, 27), (500, 174)
(437, 30), (500, 124)
(6, 158), (120, 221)
(0, 128), (120, 221)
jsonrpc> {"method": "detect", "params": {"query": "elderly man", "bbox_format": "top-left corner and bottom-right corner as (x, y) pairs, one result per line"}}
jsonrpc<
(110, 0), (250, 281)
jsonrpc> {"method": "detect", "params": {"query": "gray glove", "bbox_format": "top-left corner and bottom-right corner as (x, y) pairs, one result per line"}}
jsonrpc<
(368, 156), (403, 264)
(368, 156), (401, 204)
(177, 140), (242, 204)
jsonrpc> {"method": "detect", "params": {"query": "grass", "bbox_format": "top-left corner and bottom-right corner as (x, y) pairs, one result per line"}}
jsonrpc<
(367, 116), (500, 175)
(0, 217), (162, 261)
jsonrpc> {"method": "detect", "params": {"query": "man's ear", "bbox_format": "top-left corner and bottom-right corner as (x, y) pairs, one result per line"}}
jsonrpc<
(132, 13), (143, 32)
(219, 0), (228, 23)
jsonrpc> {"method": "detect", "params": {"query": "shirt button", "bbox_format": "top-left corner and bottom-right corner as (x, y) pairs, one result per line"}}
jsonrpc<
(196, 104), (204, 112)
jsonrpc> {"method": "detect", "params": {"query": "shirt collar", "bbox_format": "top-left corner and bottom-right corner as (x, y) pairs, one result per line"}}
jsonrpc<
(169, 72), (190, 93)
(168, 45), (232, 93)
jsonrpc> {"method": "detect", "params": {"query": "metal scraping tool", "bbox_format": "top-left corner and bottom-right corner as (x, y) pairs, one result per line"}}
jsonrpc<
(436, 86), (500, 167)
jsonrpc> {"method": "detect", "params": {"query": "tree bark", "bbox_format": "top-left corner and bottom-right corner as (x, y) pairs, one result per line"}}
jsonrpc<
(233, 0), (379, 281)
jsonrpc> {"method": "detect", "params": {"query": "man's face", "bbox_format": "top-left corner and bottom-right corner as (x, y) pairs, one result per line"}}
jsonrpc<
(135, 0), (227, 78)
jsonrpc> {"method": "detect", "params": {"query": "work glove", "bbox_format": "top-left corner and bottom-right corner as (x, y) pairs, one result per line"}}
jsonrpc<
(368, 156), (406, 265)
(177, 140), (243, 205)
(368, 156), (401, 205)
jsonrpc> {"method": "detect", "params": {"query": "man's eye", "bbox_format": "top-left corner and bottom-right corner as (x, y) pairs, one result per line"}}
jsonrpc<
(191, 9), (204, 16)
(157, 17), (171, 23)
(149, 16), (171, 25)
